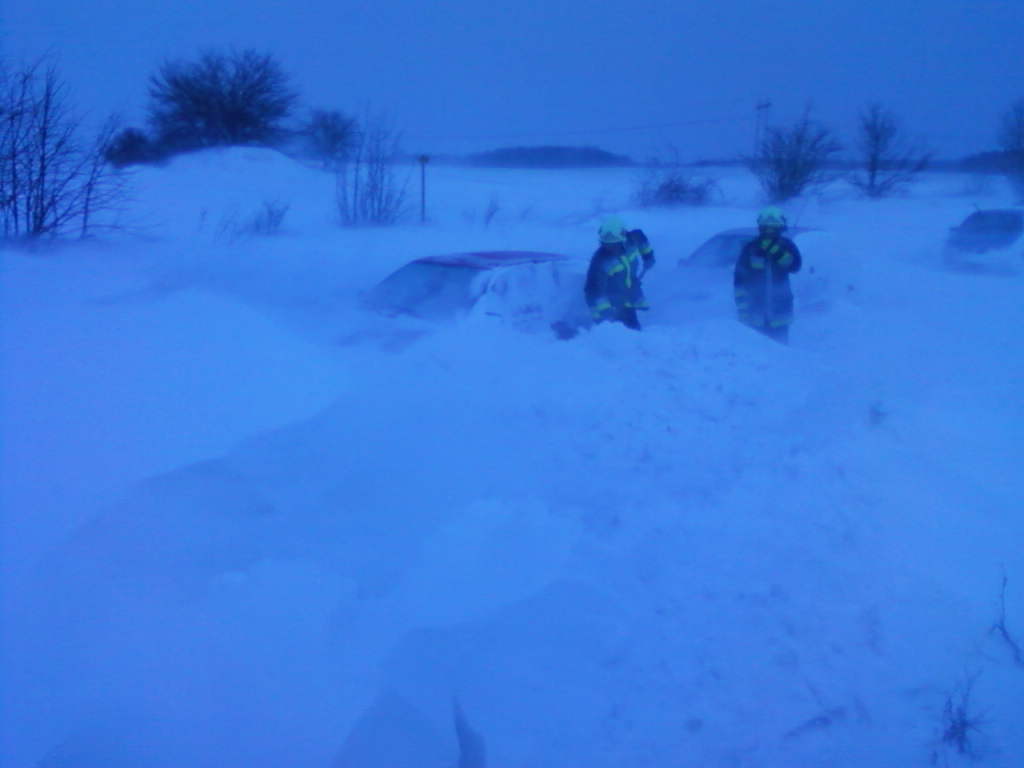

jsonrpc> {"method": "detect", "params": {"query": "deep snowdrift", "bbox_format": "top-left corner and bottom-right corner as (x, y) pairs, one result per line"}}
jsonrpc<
(2, 148), (1022, 768)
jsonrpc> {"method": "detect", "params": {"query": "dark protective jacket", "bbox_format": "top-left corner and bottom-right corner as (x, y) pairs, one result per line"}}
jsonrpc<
(733, 234), (802, 330)
(584, 229), (655, 321)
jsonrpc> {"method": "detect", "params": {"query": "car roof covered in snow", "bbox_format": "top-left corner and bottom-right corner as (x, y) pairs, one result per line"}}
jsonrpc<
(417, 251), (570, 269)
(698, 226), (817, 239)
(952, 208), (1023, 226)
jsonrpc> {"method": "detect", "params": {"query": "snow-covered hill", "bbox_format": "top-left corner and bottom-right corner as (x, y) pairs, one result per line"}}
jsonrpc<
(2, 148), (1022, 768)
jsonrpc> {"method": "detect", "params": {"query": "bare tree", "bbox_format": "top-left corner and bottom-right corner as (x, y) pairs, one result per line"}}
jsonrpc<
(302, 108), (356, 170)
(998, 98), (1024, 200)
(1, 59), (125, 239)
(849, 103), (931, 197)
(147, 49), (298, 152)
(1, 63), (30, 235)
(999, 99), (1024, 154)
(335, 110), (409, 226)
(748, 109), (842, 201)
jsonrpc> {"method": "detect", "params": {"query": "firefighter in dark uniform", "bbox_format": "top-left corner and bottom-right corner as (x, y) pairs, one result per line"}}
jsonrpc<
(584, 215), (655, 330)
(733, 206), (802, 343)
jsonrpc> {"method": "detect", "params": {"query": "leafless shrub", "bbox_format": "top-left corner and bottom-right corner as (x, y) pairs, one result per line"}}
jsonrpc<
(213, 206), (243, 242)
(748, 109), (842, 201)
(301, 108), (356, 170)
(1, 59), (127, 239)
(849, 103), (932, 197)
(335, 110), (409, 226)
(931, 676), (986, 764)
(215, 199), (289, 241)
(636, 167), (719, 206)
(247, 199), (289, 235)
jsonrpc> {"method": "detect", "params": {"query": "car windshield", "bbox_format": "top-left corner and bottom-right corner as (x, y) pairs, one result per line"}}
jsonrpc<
(365, 262), (479, 319)
(688, 232), (755, 268)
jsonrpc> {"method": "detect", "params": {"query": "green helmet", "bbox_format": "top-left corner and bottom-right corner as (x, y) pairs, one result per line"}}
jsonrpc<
(598, 215), (627, 244)
(757, 206), (787, 230)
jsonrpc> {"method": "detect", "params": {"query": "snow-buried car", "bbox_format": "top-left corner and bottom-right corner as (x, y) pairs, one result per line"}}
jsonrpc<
(943, 208), (1024, 273)
(673, 226), (857, 314)
(363, 250), (588, 328)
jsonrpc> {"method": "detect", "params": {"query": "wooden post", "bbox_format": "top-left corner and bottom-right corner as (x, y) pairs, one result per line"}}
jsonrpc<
(417, 154), (430, 223)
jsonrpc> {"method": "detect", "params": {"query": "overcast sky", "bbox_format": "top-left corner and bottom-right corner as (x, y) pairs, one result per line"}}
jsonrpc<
(3, 0), (1021, 161)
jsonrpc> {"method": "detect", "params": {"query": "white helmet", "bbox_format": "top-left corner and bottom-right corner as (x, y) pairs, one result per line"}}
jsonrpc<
(598, 215), (627, 243)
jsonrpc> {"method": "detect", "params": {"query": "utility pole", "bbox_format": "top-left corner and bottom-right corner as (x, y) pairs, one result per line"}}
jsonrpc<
(754, 100), (772, 156)
(417, 154), (430, 223)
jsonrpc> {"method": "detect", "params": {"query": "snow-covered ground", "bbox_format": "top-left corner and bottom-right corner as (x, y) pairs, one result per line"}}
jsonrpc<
(2, 149), (1022, 768)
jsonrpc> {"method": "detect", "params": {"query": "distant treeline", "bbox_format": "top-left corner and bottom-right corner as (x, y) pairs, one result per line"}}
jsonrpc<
(695, 152), (1024, 173)
(955, 150), (1024, 173)
(441, 147), (1024, 172)
(461, 145), (636, 168)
